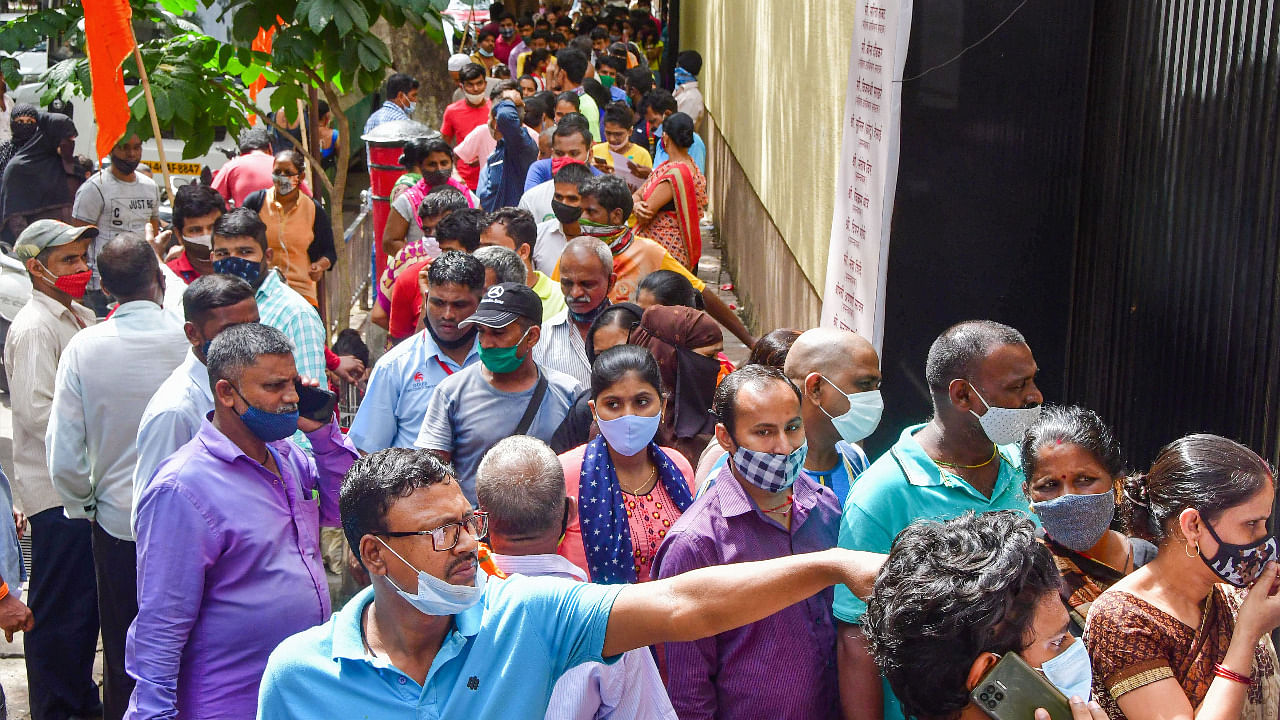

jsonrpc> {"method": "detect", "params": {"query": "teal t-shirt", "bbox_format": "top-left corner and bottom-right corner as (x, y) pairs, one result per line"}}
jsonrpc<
(833, 423), (1033, 720)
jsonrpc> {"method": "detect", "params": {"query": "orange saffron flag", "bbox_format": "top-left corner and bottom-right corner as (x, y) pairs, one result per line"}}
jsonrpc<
(249, 25), (276, 102)
(83, 0), (137, 160)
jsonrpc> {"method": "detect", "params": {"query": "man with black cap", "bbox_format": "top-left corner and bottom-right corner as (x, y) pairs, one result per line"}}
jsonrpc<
(4, 219), (103, 719)
(415, 281), (582, 503)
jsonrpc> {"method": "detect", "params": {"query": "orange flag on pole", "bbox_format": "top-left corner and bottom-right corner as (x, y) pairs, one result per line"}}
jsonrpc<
(83, 0), (137, 160)
(249, 25), (276, 102)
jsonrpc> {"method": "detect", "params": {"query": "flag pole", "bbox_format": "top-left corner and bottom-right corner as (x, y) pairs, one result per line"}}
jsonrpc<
(131, 46), (174, 201)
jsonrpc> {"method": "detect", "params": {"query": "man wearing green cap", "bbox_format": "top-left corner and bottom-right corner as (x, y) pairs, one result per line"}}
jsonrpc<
(3, 218), (105, 719)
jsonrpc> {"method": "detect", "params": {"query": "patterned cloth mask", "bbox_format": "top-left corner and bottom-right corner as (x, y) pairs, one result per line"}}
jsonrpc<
(1200, 518), (1277, 588)
(968, 384), (1042, 445)
(730, 443), (809, 493)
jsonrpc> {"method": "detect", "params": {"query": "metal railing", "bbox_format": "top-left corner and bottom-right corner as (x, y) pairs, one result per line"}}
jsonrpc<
(321, 192), (374, 339)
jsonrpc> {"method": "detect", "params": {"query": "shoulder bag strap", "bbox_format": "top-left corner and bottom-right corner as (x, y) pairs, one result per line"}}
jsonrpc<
(513, 372), (550, 436)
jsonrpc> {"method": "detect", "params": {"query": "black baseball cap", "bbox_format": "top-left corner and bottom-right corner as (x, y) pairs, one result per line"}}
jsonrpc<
(460, 282), (543, 329)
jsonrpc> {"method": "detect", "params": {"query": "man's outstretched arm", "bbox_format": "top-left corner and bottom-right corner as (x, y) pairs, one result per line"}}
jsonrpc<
(603, 548), (884, 657)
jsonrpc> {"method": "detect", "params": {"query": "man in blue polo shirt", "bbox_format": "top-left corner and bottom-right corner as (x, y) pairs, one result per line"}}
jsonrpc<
(256, 448), (889, 719)
(834, 320), (1043, 720)
(348, 252), (484, 453)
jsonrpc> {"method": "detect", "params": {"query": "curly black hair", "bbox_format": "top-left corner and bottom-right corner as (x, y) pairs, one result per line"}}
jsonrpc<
(341, 448), (457, 569)
(863, 511), (1060, 720)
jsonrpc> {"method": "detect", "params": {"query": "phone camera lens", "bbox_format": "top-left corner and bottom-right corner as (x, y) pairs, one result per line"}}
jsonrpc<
(980, 693), (990, 701)
(986, 701), (998, 709)
(994, 692), (1005, 701)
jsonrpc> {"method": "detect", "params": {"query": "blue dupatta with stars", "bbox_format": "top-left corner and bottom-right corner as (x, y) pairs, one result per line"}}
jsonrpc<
(577, 435), (695, 584)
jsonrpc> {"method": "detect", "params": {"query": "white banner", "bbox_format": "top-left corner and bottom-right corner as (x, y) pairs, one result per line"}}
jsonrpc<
(821, 0), (912, 352)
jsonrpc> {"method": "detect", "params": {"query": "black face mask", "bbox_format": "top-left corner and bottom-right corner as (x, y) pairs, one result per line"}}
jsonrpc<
(426, 317), (478, 350)
(552, 200), (583, 225)
(111, 155), (140, 175)
(422, 169), (450, 187)
(10, 121), (36, 144)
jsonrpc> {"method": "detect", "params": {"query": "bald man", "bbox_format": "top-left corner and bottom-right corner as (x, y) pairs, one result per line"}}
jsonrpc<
(783, 328), (883, 503)
(693, 328), (882, 504)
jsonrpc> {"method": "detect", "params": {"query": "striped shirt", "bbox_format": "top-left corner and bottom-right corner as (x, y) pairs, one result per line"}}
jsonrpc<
(532, 310), (591, 387)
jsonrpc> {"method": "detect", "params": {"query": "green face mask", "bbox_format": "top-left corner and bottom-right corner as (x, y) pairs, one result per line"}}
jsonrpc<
(600, 74), (615, 89)
(479, 327), (531, 374)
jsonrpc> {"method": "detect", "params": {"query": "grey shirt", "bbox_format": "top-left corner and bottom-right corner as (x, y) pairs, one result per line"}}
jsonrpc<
(414, 362), (582, 503)
(71, 169), (160, 289)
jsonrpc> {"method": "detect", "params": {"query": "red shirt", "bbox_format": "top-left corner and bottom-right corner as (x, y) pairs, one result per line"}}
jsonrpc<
(440, 98), (491, 146)
(495, 33), (521, 64)
(166, 251), (201, 284)
(388, 258), (431, 340)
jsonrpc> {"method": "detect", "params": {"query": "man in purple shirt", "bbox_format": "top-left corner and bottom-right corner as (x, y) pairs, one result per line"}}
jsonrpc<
(125, 322), (358, 718)
(653, 365), (843, 720)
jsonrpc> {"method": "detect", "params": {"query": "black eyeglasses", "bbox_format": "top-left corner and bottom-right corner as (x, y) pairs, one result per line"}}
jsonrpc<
(376, 512), (489, 552)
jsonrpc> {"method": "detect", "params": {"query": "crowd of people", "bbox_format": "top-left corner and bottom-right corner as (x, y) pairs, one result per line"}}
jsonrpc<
(0, 1), (1277, 719)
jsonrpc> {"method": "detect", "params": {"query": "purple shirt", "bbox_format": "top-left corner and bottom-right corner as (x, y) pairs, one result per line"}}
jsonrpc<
(125, 417), (357, 719)
(652, 466), (842, 720)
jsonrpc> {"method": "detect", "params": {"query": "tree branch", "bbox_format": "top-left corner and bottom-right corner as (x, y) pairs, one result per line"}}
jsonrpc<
(209, 77), (336, 199)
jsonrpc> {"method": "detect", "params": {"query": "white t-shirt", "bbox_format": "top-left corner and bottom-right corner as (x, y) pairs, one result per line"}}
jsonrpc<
(0, 93), (13, 144)
(72, 170), (161, 287)
(519, 179), (556, 225)
(533, 219), (570, 277)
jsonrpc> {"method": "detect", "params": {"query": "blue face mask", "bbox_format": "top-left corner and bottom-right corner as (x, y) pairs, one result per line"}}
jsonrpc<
(200, 340), (212, 360)
(596, 412), (662, 457)
(230, 384), (298, 442)
(213, 256), (265, 286)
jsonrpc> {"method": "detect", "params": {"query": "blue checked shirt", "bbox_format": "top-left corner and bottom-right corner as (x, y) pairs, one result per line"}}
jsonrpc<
(255, 270), (327, 384)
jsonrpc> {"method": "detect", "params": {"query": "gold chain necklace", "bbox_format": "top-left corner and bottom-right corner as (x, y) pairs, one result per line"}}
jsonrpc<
(619, 464), (657, 495)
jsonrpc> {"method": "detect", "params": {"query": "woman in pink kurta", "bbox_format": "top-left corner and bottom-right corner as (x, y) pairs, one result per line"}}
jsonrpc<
(557, 344), (697, 582)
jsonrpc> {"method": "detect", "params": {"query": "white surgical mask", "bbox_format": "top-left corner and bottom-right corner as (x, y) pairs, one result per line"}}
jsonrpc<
(818, 377), (883, 443)
(376, 537), (487, 616)
(968, 384), (1041, 446)
(183, 233), (212, 249)
(465, 91), (487, 105)
(1040, 637), (1092, 701)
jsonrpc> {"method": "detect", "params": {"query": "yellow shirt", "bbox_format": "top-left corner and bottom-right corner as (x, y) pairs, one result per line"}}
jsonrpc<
(592, 142), (653, 191)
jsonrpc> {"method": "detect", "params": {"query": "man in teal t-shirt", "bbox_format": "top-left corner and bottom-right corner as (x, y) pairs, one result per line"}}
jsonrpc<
(834, 320), (1044, 720)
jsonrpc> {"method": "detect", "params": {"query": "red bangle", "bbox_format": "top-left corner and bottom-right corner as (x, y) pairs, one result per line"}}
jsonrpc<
(1213, 663), (1253, 686)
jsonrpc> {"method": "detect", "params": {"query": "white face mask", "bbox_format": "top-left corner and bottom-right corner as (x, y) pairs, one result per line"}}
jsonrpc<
(1040, 637), (1092, 701)
(465, 91), (487, 105)
(968, 384), (1041, 446)
(183, 233), (212, 249)
(376, 537), (487, 616)
(818, 377), (883, 443)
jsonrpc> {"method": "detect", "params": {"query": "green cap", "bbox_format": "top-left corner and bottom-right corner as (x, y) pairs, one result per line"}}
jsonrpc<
(13, 220), (98, 261)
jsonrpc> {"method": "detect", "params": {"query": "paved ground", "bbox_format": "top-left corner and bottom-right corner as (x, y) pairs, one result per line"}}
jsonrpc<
(0, 220), (748, 716)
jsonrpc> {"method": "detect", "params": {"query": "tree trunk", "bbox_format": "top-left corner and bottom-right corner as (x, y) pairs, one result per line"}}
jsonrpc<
(373, 19), (456, 129)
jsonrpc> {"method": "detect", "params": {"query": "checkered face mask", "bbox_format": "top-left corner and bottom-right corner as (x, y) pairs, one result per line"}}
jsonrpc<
(730, 442), (809, 493)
